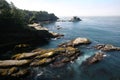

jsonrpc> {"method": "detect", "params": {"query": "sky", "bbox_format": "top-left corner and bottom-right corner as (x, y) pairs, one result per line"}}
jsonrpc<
(6, 0), (120, 17)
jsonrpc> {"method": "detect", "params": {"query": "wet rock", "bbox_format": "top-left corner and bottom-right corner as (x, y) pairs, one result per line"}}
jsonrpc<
(0, 67), (30, 79)
(59, 37), (91, 47)
(11, 69), (30, 78)
(49, 31), (64, 39)
(0, 67), (18, 76)
(30, 58), (55, 67)
(0, 60), (31, 68)
(62, 47), (80, 57)
(12, 52), (40, 60)
(51, 47), (81, 67)
(83, 52), (106, 65)
(10, 47), (81, 68)
(35, 51), (58, 59)
(94, 44), (120, 51)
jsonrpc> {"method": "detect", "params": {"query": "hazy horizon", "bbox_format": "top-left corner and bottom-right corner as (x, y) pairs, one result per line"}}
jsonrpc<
(6, 0), (120, 17)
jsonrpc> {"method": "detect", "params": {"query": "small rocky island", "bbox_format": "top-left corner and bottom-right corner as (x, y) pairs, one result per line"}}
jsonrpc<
(70, 16), (82, 22)
(57, 16), (82, 22)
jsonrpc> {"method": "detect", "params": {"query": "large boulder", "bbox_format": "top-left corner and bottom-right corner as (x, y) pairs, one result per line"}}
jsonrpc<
(94, 44), (120, 51)
(59, 37), (91, 47)
(82, 52), (106, 65)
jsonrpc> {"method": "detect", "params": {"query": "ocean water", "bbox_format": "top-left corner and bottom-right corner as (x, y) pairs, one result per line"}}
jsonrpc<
(32, 16), (120, 80)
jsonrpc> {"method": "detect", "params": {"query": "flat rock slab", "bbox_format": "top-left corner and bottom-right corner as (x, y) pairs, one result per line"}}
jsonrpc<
(12, 52), (42, 60)
(0, 60), (31, 68)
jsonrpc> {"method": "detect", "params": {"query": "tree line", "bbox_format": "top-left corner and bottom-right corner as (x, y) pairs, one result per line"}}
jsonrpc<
(0, 0), (58, 32)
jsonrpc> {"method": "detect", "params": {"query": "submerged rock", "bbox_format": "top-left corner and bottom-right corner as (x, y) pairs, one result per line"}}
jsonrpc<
(59, 37), (91, 47)
(82, 52), (106, 65)
(94, 44), (120, 51)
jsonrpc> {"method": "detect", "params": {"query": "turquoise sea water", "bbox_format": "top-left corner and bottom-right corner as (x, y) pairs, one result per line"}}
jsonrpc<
(33, 16), (120, 80)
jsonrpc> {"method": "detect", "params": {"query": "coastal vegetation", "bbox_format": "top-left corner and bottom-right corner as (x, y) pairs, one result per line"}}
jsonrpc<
(0, 0), (58, 52)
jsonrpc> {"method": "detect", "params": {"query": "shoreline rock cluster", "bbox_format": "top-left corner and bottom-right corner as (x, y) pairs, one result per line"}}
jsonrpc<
(1, 36), (120, 79)
(0, 46), (81, 79)
(0, 37), (91, 79)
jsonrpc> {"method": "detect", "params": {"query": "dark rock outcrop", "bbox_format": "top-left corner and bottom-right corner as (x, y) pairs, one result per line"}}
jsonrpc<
(82, 52), (106, 65)
(59, 37), (91, 47)
(94, 44), (120, 51)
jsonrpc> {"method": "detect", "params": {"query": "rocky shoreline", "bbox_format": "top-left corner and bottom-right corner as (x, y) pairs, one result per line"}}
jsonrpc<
(0, 37), (90, 79)
(0, 36), (120, 79)
(0, 47), (81, 79)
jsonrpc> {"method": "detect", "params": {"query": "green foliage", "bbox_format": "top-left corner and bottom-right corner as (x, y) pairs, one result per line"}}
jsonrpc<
(0, 0), (58, 34)
(0, 0), (27, 32)
(21, 10), (58, 24)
